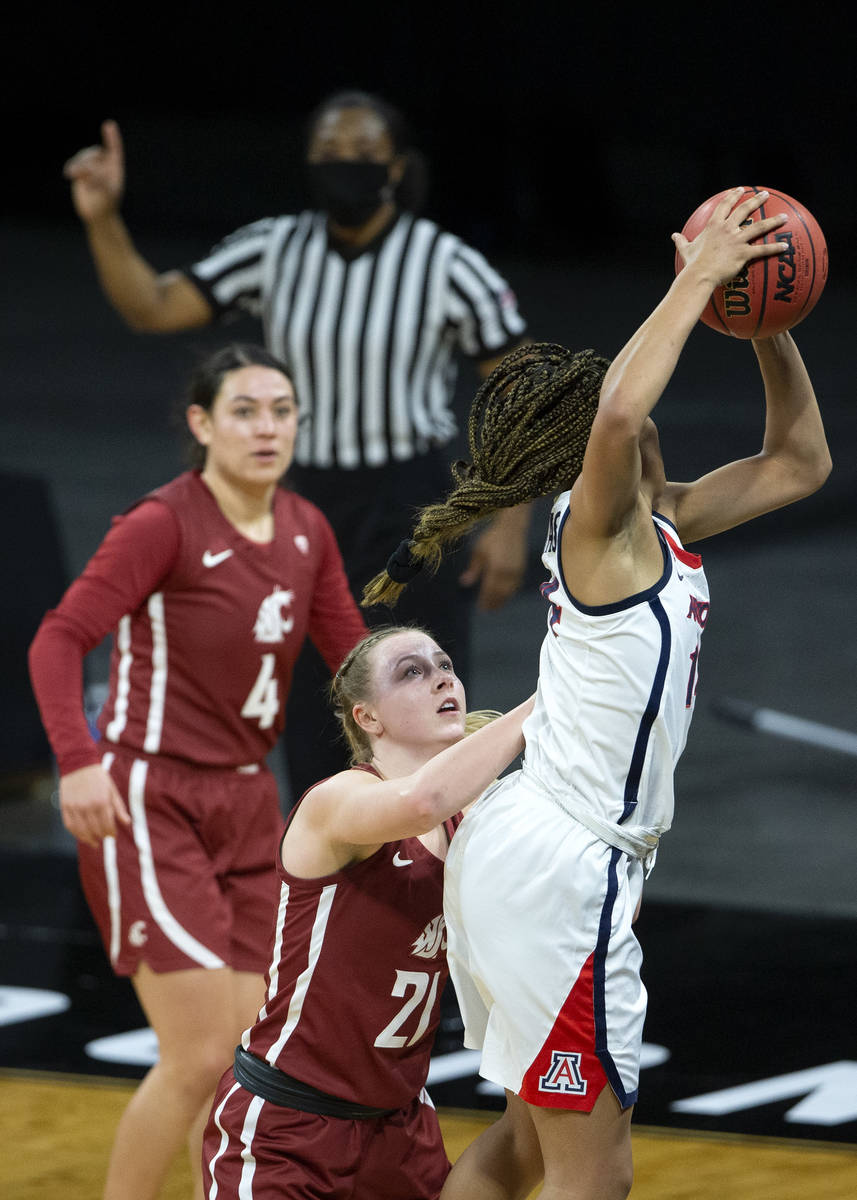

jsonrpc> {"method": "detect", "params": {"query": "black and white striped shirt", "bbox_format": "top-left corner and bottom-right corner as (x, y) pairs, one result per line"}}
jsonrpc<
(187, 212), (527, 469)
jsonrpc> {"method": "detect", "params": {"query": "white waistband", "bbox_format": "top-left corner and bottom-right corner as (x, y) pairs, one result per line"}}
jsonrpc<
(519, 770), (661, 868)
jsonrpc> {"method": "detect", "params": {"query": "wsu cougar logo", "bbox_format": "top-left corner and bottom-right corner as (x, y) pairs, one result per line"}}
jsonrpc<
(253, 587), (295, 643)
(412, 915), (446, 960)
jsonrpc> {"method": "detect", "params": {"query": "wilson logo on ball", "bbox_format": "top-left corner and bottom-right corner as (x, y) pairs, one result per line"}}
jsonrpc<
(676, 187), (828, 338)
(724, 265), (752, 318)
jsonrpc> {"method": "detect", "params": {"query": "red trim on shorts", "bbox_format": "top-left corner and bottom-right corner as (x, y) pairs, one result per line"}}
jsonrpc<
(659, 527), (702, 569)
(519, 951), (608, 1112)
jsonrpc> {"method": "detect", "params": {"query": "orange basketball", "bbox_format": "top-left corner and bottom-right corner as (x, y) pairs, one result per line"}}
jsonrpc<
(675, 187), (828, 338)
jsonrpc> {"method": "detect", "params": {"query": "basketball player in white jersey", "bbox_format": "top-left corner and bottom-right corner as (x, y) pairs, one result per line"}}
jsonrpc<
(361, 187), (831, 1199)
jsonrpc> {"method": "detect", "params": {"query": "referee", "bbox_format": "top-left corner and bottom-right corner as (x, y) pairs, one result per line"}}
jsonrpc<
(63, 90), (530, 801)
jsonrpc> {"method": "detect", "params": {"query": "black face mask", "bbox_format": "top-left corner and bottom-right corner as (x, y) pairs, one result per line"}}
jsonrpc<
(307, 160), (392, 227)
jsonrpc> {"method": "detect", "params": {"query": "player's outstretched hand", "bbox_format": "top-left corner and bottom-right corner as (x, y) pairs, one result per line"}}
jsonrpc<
(672, 186), (788, 286)
(63, 119), (125, 223)
(59, 763), (131, 846)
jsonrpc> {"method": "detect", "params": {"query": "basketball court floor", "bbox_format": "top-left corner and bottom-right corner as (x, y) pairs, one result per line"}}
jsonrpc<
(1, 224), (855, 1196)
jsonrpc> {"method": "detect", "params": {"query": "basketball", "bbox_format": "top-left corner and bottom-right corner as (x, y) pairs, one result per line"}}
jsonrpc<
(675, 187), (828, 338)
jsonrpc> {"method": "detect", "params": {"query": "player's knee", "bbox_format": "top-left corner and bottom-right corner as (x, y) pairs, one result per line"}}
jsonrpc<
(161, 1040), (234, 1099)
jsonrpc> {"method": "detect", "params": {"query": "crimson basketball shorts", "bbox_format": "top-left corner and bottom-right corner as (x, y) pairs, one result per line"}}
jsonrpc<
(77, 747), (283, 976)
(202, 1067), (450, 1200)
(444, 772), (646, 1112)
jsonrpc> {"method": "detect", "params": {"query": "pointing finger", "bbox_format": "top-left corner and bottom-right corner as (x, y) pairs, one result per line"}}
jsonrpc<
(101, 118), (124, 162)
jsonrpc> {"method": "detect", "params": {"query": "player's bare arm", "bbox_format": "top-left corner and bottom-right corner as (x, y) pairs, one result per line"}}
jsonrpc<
(65, 119), (213, 332)
(282, 697), (533, 877)
(663, 331), (831, 543)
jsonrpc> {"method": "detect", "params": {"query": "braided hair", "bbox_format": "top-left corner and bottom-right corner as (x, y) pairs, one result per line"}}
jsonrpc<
(362, 342), (610, 608)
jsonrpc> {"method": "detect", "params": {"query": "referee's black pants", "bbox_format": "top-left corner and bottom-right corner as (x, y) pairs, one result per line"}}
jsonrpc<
(284, 448), (475, 807)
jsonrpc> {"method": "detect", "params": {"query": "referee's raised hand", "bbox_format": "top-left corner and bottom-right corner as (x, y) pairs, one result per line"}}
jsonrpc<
(64, 118), (125, 223)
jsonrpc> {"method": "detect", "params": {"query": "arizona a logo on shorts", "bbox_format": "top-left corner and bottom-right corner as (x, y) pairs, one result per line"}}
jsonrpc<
(538, 1050), (588, 1095)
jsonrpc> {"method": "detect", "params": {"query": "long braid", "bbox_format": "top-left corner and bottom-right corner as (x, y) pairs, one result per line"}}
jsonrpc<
(362, 343), (610, 608)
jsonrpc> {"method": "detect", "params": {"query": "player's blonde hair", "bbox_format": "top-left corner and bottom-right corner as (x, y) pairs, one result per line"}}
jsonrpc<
(330, 625), (499, 763)
(361, 343), (610, 608)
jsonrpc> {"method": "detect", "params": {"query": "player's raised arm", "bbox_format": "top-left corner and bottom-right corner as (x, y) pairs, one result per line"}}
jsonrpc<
(664, 330), (831, 543)
(64, 119), (212, 332)
(572, 188), (790, 540)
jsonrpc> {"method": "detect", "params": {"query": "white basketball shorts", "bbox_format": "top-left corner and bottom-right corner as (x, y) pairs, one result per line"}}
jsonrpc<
(444, 771), (646, 1111)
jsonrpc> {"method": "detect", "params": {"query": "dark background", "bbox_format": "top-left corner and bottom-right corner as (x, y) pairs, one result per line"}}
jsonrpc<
(1, 2), (856, 1149)
(7, 6), (856, 256)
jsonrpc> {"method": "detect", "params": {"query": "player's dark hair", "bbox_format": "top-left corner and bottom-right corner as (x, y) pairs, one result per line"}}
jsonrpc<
(362, 343), (611, 608)
(179, 343), (296, 469)
(306, 89), (429, 214)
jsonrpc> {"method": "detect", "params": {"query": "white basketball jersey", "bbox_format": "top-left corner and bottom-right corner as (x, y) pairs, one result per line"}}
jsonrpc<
(522, 491), (710, 858)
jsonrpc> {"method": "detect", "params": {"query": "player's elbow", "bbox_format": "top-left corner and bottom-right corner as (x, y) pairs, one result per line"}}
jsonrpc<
(401, 781), (456, 833)
(771, 445), (833, 506)
(593, 388), (646, 442)
(795, 445), (833, 498)
(814, 446), (833, 489)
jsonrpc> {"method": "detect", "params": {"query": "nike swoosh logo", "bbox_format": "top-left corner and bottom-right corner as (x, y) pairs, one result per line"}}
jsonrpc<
(392, 851), (414, 867)
(202, 549), (234, 568)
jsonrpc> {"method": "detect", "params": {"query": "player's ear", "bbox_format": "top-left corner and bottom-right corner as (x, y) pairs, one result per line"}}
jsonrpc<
(186, 404), (212, 447)
(353, 702), (382, 737)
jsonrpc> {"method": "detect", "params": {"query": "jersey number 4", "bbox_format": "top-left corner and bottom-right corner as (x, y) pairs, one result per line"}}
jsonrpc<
(374, 970), (442, 1049)
(241, 653), (280, 729)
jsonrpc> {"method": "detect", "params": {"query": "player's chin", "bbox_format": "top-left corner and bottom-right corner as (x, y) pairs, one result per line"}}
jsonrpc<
(436, 712), (467, 740)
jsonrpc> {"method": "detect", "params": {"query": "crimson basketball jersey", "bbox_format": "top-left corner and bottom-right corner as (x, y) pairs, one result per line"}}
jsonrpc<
(243, 773), (460, 1111)
(31, 471), (366, 772)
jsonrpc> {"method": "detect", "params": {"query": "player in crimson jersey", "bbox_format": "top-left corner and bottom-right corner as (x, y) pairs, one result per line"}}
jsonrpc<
(28, 344), (368, 1200)
(202, 625), (533, 1200)
(362, 190), (831, 1200)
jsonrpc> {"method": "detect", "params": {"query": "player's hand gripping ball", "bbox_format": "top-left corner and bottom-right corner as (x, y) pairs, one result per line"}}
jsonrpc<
(675, 187), (828, 338)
